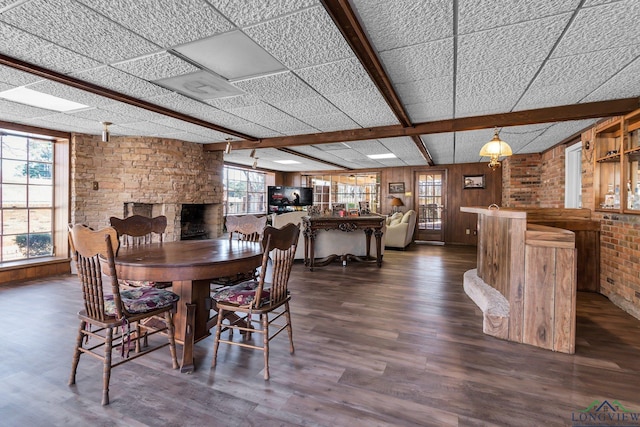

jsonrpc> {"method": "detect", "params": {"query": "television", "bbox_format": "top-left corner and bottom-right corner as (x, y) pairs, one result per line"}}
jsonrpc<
(268, 186), (313, 213)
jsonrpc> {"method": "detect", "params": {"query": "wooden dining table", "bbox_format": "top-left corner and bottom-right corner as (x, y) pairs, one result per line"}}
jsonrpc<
(111, 239), (263, 373)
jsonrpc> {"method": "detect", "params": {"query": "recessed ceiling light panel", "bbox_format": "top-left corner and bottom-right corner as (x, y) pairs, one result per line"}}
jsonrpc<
(274, 160), (301, 164)
(0, 87), (89, 112)
(174, 30), (285, 81)
(367, 153), (396, 159)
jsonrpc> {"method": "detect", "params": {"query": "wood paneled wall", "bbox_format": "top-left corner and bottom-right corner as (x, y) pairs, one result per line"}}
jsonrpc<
(283, 162), (502, 245)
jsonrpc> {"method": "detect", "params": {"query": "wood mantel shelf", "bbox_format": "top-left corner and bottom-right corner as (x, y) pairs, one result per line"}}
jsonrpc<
(461, 206), (578, 354)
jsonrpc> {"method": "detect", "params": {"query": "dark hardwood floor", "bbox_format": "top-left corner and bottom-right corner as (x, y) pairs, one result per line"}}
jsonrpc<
(1, 244), (640, 426)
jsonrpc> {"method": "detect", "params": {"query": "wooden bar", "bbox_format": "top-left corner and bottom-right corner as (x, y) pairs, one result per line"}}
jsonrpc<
(461, 206), (578, 354)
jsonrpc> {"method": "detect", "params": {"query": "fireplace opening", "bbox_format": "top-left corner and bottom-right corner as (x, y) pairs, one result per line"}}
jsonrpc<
(180, 204), (208, 240)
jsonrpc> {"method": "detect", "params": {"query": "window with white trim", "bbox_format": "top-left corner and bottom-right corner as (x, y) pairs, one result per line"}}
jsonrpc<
(223, 165), (267, 215)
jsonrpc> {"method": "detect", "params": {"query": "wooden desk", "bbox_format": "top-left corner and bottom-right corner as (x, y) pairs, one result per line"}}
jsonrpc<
(112, 239), (263, 373)
(302, 215), (385, 271)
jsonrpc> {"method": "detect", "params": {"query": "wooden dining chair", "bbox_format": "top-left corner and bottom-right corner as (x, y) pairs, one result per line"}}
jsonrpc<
(109, 215), (170, 288)
(211, 223), (300, 380)
(212, 215), (268, 287)
(68, 224), (179, 405)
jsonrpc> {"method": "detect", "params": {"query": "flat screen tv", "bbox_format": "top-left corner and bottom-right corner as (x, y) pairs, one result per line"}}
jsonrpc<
(268, 186), (313, 212)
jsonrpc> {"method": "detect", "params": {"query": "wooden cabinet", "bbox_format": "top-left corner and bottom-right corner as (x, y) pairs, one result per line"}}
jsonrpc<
(593, 108), (640, 214)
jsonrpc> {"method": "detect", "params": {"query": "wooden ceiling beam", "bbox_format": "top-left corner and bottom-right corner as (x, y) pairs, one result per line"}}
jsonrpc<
(320, 0), (434, 165)
(204, 97), (640, 151)
(0, 53), (258, 142)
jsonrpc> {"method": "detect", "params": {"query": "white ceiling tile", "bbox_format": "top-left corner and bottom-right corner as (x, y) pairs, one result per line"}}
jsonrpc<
(302, 113), (359, 132)
(380, 39), (453, 83)
(519, 120), (597, 152)
(72, 66), (169, 99)
(259, 117), (317, 135)
(244, 6), (353, 70)
(324, 88), (399, 127)
(457, 14), (571, 74)
(36, 112), (104, 133)
(351, 0), (452, 51)
(0, 64), (44, 86)
(458, 0), (580, 34)
(553, 0), (640, 57)
(273, 96), (340, 119)
(0, 0), (159, 63)
(0, 98), (61, 118)
(77, 0), (232, 48)
(112, 52), (200, 81)
(395, 76), (453, 105)
(406, 100), (453, 123)
(297, 57), (375, 95)
(67, 107), (143, 125)
(516, 81), (604, 111)
(100, 102), (171, 122)
(210, 0), (318, 27)
(584, 57), (640, 101)
(421, 133), (454, 164)
(234, 72), (317, 104)
(0, 23), (101, 74)
(25, 79), (113, 108)
(205, 94), (264, 111)
(226, 102), (292, 124)
(144, 93), (245, 125)
(229, 122), (282, 139)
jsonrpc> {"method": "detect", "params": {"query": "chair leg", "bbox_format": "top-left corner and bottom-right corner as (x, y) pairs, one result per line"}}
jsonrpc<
(69, 320), (86, 386)
(102, 327), (114, 406)
(285, 301), (295, 354)
(165, 311), (179, 369)
(212, 307), (225, 368)
(262, 313), (269, 380)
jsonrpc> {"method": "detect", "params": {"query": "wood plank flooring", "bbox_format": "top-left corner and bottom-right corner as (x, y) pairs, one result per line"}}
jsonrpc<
(1, 243), (640, 426)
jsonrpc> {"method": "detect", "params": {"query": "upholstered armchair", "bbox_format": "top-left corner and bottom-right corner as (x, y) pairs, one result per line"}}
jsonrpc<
(384, 210), (416, 249)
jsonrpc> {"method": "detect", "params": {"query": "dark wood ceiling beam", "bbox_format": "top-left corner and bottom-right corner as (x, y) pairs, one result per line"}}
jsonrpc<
(277, 147), (351, 170)
(205, 97), (639, 151)
(0, 53), (258, 142)
(320, 0), (434, 165)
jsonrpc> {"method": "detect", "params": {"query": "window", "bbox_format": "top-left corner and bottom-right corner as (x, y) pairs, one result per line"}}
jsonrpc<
(1, 133), (54, 262)
(305, 173), (380, 212)
(565, 141), (583, 208)
(223, 165), (267, 215)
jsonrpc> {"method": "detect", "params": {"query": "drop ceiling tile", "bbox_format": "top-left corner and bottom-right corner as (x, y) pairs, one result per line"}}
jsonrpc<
(0, 98), (60, 118)
(118, 120), (179, 136)
(36, 112), (104, 132)
(25, 79), (112, 108)
(205, 94), (264, 111)
(584, 57), (640, 101)
(144, 93), (248, 126)
(0, 0), (159, 63)
(259, 117), (317, 135)
(350, 139), (388, 154)
(100, 102), (171, 122)
(25, 117), (95, 133)
(457, 63), (538, 98)
(234, 72), (317, 104)
(405, 100), (453, 123)
(112, 52), (200, 81)
(72, 66), (169, 99)
(457, 14), (571, 74)
(77, 0), (232, 48)
(297, 57), (376, 95)
(324, 88), (398, 127)
(226, 102), (292, 124)
(0, 65), (44, 86)
(211, 0), (318, 27)
(67, 107), (143, 125)
(458, 0), (580, 34)
(380, 39), (453, 83)
(0, 23), (101, 74)
(244, 6), (353, 70)
(522, 120), (597, 152)
(553, 0), (640, 57)
(229, 122), (282, 139)
(583, 0), (618, 5)
(301, 113), (359, 132)
(351, 0), (452, 51)
(273, 96), (340, 119)
(421, 133), (454, 165)
(516, 81), (603, 111)
(395, 76), (453, 105)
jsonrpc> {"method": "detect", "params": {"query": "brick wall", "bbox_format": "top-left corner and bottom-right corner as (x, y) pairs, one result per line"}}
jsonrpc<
(71, 134), (225, 241)
(501, 153), (542, 207)
(539, 145), (565, 207)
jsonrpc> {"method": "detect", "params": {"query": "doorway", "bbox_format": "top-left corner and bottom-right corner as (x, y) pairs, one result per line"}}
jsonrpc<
(415, 171), (446, 242)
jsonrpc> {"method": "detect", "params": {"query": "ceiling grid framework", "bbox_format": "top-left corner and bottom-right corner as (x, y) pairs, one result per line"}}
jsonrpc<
(0, 0), (636, 170)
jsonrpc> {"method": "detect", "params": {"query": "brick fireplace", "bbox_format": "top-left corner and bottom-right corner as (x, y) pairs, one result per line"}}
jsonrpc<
(71, 134), (225, 241)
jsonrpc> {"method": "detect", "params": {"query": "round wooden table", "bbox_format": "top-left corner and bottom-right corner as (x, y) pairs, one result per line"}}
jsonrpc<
(112, 239), (263, 373)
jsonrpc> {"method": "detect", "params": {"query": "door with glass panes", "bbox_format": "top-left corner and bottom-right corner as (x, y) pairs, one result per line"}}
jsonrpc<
(415, 171), (446, 242)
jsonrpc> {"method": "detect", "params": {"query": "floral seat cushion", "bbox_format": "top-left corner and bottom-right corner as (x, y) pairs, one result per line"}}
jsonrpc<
(118, 279), (172, 289)
(105, 287), (179, 316)
(212, 280), (270, 306)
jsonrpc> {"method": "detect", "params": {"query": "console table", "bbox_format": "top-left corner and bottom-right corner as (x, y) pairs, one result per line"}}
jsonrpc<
(302, 215), (385, 271)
